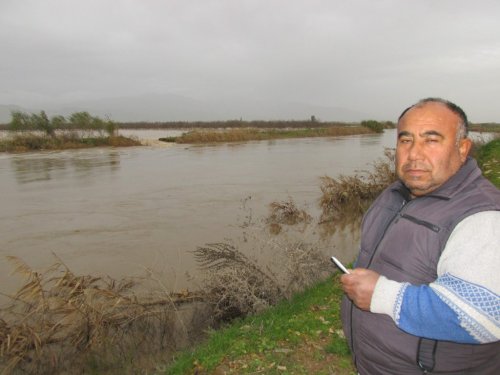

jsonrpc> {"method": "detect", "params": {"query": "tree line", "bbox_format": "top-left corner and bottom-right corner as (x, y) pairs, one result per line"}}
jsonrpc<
(7, 110), (117, 137)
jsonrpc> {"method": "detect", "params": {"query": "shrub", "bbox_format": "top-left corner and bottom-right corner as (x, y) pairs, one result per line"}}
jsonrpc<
(319, 148), (396, 227)
(361, 120), (384, 133)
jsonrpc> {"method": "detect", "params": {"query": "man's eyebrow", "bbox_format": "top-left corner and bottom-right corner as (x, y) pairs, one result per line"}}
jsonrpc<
(421, 130), (444, 138)
(397, 130), (444, 139)
(397, 130), (412, 139)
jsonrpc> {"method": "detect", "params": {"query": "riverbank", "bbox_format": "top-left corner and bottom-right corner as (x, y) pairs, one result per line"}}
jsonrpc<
(476, 138), (500, 188)
(166, 275), (354, 375)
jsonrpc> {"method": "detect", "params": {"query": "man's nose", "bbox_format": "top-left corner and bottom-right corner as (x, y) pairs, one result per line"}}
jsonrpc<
(408, 141), (424, 160)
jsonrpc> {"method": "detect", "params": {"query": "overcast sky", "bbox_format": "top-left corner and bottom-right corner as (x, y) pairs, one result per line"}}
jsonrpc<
(1, 0), (500, 122)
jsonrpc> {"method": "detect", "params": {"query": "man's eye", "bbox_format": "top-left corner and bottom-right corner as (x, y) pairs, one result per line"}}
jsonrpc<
(399, 138), (412, 144)
(426, 138), (439, 143)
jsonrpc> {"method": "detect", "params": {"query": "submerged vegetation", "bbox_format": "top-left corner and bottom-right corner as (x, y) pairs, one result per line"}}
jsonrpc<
(266, 198), (313, 235)
(0, 111), (141, 152)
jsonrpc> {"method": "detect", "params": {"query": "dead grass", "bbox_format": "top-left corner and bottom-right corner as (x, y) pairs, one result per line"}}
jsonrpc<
(319, 148), (397, 233)
(192, 239), (331, 324)
(0, 255), (206, 375)
(266, 198), (312, 235)
(0, 237), (331, 374)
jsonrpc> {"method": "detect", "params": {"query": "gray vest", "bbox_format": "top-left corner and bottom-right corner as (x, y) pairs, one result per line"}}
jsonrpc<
(341, 157), (500, 374)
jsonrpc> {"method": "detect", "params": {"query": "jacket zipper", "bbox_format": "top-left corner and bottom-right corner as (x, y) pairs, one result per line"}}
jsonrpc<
(366, 199), (409, 268)
(350, 198), (409, 367)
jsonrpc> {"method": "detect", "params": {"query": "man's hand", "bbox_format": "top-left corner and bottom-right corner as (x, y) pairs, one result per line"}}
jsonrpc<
(339, 268), (380, 311)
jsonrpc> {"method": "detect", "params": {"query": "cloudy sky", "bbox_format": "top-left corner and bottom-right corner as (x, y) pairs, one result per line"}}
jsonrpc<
(1, 0), (500, 122)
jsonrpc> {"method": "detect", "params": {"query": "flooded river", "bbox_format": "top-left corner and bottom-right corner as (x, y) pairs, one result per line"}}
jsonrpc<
(0, 129), (398, 298)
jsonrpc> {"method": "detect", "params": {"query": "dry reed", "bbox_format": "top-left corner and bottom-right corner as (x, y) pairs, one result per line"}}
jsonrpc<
(192, 239), (331, 322)
(319, 148), (397, 231)
(266, 198), (312, 235)
(0, 256), (203, 374)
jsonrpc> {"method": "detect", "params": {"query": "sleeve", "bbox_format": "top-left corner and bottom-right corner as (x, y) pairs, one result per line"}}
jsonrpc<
(370, 211), (500, 344)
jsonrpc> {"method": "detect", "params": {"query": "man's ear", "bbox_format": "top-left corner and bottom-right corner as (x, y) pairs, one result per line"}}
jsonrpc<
(459, 138), (472, 162)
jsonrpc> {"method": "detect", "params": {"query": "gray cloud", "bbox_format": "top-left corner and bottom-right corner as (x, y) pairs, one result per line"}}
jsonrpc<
(1, 0), (500, 122)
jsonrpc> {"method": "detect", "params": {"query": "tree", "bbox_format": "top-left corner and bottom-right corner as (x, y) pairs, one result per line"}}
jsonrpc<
(8, 111), (34, 132)
(31, 111), (55, 137)
(361, 120), (384, 133)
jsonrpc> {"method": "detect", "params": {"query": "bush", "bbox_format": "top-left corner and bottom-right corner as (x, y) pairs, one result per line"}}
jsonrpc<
(361, 120), (384, 133)
(319, 148), (396, 227)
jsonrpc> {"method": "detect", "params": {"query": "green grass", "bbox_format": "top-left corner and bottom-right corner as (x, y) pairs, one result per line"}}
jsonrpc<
(476, 138), (500, 188)
(166, 274), (355, 375)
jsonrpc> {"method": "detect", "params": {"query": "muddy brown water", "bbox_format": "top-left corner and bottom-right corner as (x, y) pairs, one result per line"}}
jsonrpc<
(0, 129), (398, 302)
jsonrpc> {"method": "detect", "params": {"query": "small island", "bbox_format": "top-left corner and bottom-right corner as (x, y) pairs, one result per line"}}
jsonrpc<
(0, 110), (141, 152)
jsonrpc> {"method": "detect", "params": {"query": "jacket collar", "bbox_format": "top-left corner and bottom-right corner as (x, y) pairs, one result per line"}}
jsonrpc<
(391, 157), (481, 201)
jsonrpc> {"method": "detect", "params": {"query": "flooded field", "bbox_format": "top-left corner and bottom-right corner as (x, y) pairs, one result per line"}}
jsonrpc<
(0, 129), (397, 300)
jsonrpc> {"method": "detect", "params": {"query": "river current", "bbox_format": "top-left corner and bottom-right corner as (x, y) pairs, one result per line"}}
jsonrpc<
(0, 129), (397, 298)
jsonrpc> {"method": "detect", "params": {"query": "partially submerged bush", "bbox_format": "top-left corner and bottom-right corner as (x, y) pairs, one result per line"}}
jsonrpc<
(192, 240), (331, 322)
(266, 198), (312, 234)
(319, 148), (396, 227)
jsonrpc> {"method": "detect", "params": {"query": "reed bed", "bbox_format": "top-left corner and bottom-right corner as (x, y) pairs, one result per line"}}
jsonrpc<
(0, 134), (140, 153)
(172, 126), (372, 144)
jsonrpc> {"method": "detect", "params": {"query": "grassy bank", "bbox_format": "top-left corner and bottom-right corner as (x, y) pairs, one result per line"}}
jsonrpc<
(475, 138), (500, 188)
(0, 134), (141, 152)
(162, 126), (374, 144)
(166, 274), (354, 375)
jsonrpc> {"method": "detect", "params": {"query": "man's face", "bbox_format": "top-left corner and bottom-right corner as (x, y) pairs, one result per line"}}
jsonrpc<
(396, 102), (472, 197)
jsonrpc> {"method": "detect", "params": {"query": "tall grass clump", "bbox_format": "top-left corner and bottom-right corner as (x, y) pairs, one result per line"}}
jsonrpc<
(319, 148), (397, 229)
(474, 136), (500, 188)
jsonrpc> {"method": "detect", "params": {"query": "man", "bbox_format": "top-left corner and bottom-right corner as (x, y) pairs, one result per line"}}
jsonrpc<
(340, 98), (500, 374)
